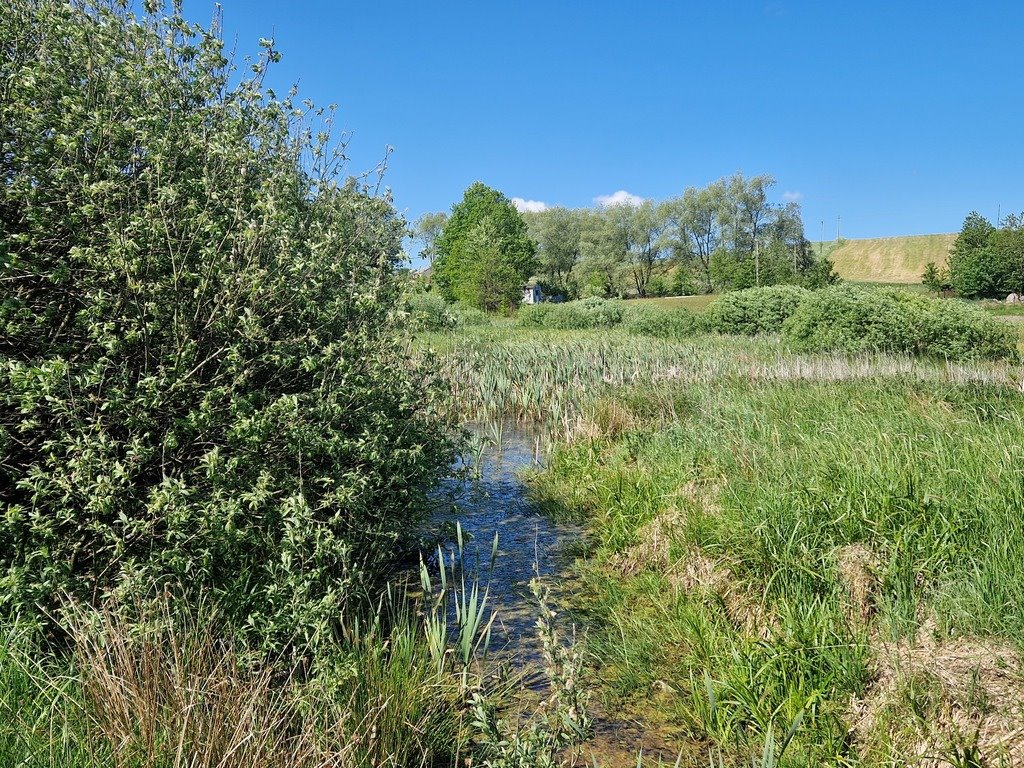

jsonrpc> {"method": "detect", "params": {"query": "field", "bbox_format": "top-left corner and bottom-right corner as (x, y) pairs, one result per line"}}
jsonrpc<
(810, 234), (956, 284)
(8, 2), (1022, 767)
(429, 320), (1024, 767)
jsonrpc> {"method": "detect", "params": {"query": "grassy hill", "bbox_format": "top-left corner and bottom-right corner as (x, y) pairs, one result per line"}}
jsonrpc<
(812, 233), (956, 284)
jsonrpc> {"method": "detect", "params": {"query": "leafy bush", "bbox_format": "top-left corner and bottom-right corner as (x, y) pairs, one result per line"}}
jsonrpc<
(450, 305), (492, 328)
(407, 291), (457, 331)
(515, 302), (556, 328)
(622, 304), (697, 339)
(516, 298), (624, 330)
(782, 285), (1018, 361)
(702, 285), (811, 335)
(0, 1), (455, 653)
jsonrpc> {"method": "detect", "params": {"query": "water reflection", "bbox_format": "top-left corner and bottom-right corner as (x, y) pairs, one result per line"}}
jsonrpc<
(427, 425), (581, 653)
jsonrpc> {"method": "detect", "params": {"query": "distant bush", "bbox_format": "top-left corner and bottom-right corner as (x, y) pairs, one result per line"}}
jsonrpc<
(451, 305), (492, 328)
(782, 285), (1018, 361)
(516, 298), (624, 330)
(622, 304), (697, 339)
(702, 285), (811, 335)
(407, 291), (457, 331)
(515, 302), (555, 328)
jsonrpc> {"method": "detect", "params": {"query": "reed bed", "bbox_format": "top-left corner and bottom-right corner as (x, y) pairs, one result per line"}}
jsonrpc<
(427, 328), (1022, 434)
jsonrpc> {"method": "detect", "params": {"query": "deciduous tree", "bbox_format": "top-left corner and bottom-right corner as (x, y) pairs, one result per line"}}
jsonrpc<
(433, 182), (536, 309)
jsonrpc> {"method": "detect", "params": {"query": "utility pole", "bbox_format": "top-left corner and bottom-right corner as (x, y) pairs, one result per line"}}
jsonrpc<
(836, 216), (841, 241)
(997, 204), (1001, 227)
(819, 220), (824, 255)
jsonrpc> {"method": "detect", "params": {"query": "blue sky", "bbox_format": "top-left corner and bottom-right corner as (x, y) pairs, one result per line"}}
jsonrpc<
(189, 1), (1023, 257)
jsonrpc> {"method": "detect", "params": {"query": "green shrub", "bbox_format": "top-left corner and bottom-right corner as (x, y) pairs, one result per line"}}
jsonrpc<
(0, 1), (456, 654)
(515, 302), (556, 328)
(782, 285), (1018, 361)
(516, 298), (624, 330)
(451, 305), (492, 328)
(702, 285), (811, 335)
(622, 304), (697, 339)
(407, 291), (457, 331)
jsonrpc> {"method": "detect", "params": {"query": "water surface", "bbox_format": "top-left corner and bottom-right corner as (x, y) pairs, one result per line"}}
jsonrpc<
(427, 426), (582, 652)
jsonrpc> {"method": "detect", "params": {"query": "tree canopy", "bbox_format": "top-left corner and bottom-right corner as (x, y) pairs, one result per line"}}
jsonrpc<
(432, 183), (537, 311)
(491, 174), (833, 301)
(946, 211), (1024, 298)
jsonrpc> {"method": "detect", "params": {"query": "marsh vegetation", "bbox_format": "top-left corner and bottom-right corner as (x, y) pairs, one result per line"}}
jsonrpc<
(3, 2), (1024, 767)
(427, 301), (1024, 766)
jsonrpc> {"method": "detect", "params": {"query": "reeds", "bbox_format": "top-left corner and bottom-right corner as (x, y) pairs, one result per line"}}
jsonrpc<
(429, 328), (1021, 437)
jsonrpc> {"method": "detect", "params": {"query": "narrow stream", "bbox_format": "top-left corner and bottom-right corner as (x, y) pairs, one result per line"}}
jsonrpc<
(428, 425), (582, 653)
(423, 428), (680, 762)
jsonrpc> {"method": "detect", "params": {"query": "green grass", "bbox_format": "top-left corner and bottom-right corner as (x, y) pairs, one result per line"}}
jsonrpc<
(537, 372), (1024, 766)
(435, 324), (1024, 766)
(627, 295), (718, 313)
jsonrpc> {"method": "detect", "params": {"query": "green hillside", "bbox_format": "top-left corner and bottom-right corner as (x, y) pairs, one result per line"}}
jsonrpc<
(812, 233), (956, 284)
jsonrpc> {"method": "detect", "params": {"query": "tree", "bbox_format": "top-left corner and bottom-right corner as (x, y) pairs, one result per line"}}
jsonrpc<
(575, 209), (626, 298)
(661, 181), (729, 293)
(921, 262), (951, 294)
(523, 206), (582, 294)
(947, 212), (1003, 298)
(728, 173), (775, 258)
(663, 174), (830, 292)
(412, 211), (447, 265)
(989, 214), (1024, 295)
(616, 200), (666, 298)
(433, 182), (536, 309)
(0, 0), (455, 653)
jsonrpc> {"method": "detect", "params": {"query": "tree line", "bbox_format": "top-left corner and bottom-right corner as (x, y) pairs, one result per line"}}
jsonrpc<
(415, 174), (836, 310)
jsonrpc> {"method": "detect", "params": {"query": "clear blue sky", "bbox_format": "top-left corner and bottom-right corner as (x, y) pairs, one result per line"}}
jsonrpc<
(189, 1), (1023, 255)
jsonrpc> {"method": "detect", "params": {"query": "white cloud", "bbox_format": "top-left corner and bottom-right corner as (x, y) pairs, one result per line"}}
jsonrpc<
(512, 197), (547, 213)
(594, 189), (644, 207)
(781, 191), (803, 203)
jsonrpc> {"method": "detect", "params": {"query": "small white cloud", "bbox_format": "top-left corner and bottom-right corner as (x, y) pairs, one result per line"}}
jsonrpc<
(594, 189), (644, 207)
(781, 191), (803, 203)
(512, 197), (547, 213)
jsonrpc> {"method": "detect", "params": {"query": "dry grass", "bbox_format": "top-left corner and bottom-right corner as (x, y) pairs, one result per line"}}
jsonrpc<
(60, 596), (466, 768)
(821, 233), (956, 284)
(852, 621), (1024, 767)
(69, 600), (313, 768)
(608, 480), (773, 640)
(833, 547), (1024, 766)
(834, 543), (883, 627)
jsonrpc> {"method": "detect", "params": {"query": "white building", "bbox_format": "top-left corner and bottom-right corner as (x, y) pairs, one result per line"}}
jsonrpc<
(522, 282), (543, 304)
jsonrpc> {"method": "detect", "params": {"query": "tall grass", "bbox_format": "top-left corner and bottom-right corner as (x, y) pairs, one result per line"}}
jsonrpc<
(0, 596), (474, 768)
(532, 375), (1024, 765)
(0, 537), (594, 768)
(425, 328), (1020, 435)
(425, 322), (1024, 765)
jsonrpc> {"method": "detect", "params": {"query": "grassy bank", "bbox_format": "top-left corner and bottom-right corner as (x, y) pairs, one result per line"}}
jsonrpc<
(432, 325), (1024, 766)
(809, 234), (956, 284)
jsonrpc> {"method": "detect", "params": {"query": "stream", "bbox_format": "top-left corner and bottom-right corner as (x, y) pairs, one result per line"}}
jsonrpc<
(423, 426), (680, 763)
(427, 425), (582, 653)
